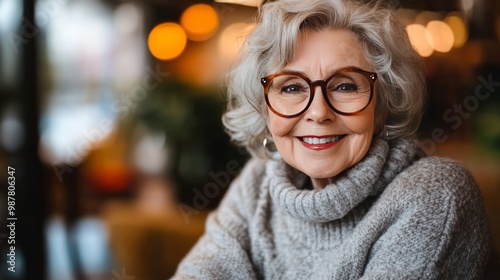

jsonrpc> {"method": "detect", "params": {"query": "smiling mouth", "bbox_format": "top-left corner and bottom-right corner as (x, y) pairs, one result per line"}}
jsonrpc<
(299, 135), (346, 145)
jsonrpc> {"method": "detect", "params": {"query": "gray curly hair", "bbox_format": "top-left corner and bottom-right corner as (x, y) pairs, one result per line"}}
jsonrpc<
(222, 0), (426, 159)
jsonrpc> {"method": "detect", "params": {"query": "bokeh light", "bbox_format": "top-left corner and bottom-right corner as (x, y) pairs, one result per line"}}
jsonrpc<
(180, 4), (219, 42)
(397, 8), (419, 26)
(444, 14), (468, 48)
(406, 24), (434, 57)
(415, 11), (441, 26)
(426, 20), (455, 53)
(171, 43), (217, 85)
(218, 22), (254, 61)
(148, 22), (187, 60)
(114, 2), (141, 36)
(214, 0), (262, 6)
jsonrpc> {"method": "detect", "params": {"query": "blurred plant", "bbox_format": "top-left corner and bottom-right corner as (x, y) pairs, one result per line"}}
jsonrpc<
(472, 65), (500, 157)
(132, 79), (248, 207)
(473, 105), (500, 156)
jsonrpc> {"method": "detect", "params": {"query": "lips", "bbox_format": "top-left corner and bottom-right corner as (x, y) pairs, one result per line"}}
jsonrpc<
(301, 135), (345, 144)
(298, 134), (346, 150)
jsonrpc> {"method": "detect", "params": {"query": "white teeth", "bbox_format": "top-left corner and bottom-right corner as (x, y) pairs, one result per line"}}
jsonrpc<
(302, 135), (343, 144)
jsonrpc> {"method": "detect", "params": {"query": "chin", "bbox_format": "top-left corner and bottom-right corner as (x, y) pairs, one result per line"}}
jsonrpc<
(301, 166), (342, 181)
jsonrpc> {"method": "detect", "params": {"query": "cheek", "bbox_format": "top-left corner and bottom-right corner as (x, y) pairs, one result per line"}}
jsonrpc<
(344, 101), (376, 134)
(267, 112), (297, 137)
(344, 115), (374, 134)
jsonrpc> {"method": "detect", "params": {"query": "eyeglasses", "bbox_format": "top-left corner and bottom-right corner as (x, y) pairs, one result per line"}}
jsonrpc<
(261, 67), (377, 118)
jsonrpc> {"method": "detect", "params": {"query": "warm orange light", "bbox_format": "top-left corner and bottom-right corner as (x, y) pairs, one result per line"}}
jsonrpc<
(426, 20), (454, 53)
(444, 14), (468, 48)
(215, 0), (262, 7)
(148, 22), (187, 60)
(406, 24), (433, 57)
(218, 22), (254, 60)
(415, 11), (440, 26)
(180, 4), (219, 41)
(396, 9), (419, 26)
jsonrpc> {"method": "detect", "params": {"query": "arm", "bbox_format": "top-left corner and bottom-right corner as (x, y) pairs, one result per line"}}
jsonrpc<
(361, 157), (493, 280)
(172, 160), (262, 280)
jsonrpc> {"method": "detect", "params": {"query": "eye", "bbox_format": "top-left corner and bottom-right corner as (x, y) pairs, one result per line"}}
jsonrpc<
(282, 84), (307, 94)
(334, 83), (358, 92)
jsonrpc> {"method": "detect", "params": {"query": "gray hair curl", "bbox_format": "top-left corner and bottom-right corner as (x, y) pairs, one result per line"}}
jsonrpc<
(222, 0), (426, 158)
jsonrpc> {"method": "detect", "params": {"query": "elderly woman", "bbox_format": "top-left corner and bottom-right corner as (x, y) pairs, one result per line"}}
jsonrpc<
(173, 0), (496, 279)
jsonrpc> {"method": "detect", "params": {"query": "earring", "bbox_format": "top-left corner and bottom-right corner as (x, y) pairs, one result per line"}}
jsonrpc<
(383, 125), (390, 139)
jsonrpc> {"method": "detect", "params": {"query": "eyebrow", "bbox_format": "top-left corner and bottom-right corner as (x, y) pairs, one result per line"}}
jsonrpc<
(276, 66), (368, 79)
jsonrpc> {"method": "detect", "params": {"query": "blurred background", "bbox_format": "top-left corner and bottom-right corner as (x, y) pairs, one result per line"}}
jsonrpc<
(0, 0), (498, 279)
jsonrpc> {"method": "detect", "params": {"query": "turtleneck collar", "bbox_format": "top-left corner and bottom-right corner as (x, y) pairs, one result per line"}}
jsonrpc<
(267, 137), (420, 223)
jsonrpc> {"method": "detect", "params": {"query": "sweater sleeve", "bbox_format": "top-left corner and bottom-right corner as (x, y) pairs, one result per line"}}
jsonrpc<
(361, 157), (494, 280)
(171, 159), (263, 280)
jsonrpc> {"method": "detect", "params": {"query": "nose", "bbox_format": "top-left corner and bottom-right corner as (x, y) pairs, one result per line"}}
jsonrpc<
(304, 85), (336, 123)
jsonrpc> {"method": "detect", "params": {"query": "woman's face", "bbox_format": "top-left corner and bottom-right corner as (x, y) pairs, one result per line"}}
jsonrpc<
(267, 29), (376, 189)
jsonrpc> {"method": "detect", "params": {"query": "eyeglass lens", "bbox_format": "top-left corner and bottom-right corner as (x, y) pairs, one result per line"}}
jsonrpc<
(266, 71), (372, 116)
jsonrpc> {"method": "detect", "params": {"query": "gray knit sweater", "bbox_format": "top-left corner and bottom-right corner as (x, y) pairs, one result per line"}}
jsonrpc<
(173, 137), (495, 279)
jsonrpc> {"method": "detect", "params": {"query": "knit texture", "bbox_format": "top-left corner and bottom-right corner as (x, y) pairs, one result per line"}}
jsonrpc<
(172, 138), (495, 279)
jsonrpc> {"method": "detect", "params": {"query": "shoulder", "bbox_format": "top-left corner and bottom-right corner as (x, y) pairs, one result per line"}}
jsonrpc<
(238, 157), (268, 180)
(221, 157), (269, 213)
(398, 156), (479, 197)
(364, 156), (493, 278)
(383, 156), (485, 220)
(232, 157), (268, 193)
(203, 157), (269, 236)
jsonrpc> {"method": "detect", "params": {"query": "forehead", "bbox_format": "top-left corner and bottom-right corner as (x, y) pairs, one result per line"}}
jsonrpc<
(283, 28), (373, 75)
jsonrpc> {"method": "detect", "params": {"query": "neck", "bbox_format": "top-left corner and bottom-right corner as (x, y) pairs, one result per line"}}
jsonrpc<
(310, 177), (334, 189)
